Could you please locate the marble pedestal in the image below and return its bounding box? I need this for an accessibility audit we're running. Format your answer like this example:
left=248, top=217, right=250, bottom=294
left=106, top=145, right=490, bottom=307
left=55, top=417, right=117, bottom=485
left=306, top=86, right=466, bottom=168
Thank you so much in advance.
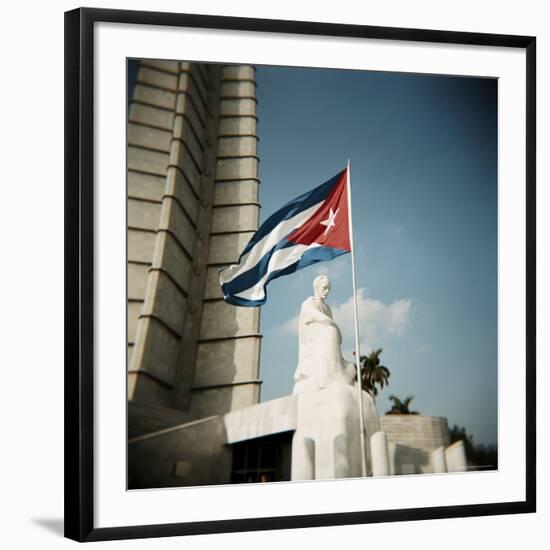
left=291, top=384, right=380, bottom=480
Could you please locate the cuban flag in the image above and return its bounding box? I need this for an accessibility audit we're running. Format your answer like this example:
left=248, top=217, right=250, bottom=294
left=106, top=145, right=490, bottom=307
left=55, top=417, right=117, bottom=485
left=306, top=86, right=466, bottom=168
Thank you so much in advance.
left=219, top=167, right=351, bottom=306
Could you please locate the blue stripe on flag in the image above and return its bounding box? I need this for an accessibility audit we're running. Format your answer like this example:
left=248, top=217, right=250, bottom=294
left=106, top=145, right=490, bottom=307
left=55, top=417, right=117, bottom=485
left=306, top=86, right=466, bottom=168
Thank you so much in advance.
left=221, top=238, right=295, bottom=298
left=222, top=244, right=348, bottom=307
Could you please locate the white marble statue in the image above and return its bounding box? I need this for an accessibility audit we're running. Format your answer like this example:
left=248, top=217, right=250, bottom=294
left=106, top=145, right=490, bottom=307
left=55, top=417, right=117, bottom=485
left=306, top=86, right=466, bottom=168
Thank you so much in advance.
left=292, top=275, right=356, bottom=395
left=289, top=275, right=382, bottom=480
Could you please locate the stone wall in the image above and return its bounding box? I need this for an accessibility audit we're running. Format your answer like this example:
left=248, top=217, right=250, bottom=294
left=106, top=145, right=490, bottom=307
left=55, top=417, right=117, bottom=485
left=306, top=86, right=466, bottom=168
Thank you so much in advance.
left=379, top=415, right=450, bottom=474
left=128, top=415, right=232, bottom=489
left=127, top=61, right=261, bottom=423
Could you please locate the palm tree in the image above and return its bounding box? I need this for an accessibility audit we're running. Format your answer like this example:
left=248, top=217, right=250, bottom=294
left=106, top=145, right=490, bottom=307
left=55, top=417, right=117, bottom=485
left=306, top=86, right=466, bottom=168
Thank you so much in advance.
left=385, top=395, right=419, bottom=415
left=358, top=348, right=390, bottom=398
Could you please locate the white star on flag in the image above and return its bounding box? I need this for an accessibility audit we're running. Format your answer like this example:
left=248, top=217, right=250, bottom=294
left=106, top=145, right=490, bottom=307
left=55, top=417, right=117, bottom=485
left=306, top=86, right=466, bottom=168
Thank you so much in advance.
left=320, top=207, right=339, bottom=235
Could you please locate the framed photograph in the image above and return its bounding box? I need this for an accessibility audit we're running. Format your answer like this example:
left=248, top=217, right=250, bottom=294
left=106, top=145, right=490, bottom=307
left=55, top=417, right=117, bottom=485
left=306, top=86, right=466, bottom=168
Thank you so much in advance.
left=65, top=7, right=536, bottom=542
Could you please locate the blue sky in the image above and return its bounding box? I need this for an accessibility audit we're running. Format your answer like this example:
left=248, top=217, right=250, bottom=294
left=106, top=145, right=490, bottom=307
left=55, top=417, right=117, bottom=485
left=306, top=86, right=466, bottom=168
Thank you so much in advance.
left=254, top=66, right=497, bottom=446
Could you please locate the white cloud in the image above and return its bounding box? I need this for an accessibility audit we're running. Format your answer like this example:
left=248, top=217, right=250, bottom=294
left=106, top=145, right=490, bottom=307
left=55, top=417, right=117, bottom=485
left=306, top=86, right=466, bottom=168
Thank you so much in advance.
left=276, top=288, right=412, bottom=358
left=279, top=313, right=299, bottom=335
left=333, top=289, right=412, bottom=355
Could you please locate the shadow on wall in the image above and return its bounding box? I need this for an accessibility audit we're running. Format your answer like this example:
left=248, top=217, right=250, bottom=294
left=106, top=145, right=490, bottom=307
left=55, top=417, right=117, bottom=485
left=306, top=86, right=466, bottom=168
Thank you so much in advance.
left=128, top=415, right=233, bottom=489
left=128, top=303, right=261, bottom=489
left=391, top=443, right=429, bottom=475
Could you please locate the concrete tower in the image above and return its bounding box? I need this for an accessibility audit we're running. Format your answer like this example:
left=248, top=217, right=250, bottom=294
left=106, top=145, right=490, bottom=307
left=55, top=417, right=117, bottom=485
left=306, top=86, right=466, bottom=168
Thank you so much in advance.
left=127, top=60, right=261, bottom=438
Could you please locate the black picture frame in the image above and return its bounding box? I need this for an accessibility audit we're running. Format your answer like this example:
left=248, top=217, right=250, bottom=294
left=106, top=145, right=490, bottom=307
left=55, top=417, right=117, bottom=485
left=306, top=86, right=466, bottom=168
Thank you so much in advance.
left=64, top=7, right=536, bottom=542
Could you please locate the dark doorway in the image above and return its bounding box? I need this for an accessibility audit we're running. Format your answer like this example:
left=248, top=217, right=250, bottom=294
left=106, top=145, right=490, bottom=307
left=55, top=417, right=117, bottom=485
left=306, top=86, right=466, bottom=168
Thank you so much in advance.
left=230, top=431, right=293, bottom=483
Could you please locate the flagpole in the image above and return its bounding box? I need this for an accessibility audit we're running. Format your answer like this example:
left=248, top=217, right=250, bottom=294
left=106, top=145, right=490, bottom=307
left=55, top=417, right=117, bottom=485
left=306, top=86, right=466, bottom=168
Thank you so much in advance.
left=346, top=159, right=368, bottom=477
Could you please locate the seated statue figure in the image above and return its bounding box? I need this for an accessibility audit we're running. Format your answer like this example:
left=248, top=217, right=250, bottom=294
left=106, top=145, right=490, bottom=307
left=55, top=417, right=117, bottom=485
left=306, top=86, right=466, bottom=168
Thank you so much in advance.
left=292, top=275, right=357, bottom=394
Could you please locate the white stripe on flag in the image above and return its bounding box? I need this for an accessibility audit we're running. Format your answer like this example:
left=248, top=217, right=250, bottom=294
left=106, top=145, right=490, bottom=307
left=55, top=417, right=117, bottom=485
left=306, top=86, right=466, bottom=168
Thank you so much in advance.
left=234, top=242, right=321, bottom=301
left=219, top=202, right=322, bottom=285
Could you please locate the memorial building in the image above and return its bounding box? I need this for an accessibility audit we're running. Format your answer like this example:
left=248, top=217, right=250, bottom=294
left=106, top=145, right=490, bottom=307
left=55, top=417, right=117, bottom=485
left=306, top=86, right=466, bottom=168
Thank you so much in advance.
left=127, top=59, right=466, bottom=489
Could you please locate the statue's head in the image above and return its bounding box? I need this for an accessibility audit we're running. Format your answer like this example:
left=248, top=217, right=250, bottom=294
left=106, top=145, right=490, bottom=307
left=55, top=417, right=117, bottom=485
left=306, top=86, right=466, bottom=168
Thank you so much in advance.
left=313, top=275, right=331, bottom=300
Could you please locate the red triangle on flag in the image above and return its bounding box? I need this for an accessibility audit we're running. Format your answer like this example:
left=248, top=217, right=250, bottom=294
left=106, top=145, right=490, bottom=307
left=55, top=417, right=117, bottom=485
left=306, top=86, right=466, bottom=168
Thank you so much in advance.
left=286, top=169, right=351, bottom=251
